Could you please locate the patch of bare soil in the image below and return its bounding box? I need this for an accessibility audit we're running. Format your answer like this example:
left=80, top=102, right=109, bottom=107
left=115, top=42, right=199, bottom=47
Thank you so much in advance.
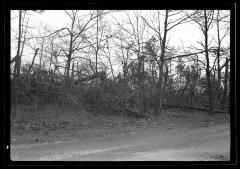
left=10, top=106, right=230, bottom=146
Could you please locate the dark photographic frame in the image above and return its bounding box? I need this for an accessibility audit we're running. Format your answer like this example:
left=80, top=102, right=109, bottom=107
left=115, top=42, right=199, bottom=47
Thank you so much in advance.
left=2, top=0, right=238, bottom=167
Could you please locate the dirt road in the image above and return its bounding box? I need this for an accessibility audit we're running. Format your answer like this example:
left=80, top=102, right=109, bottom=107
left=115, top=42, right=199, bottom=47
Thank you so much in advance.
left=10, top=123, right=230, bottom=161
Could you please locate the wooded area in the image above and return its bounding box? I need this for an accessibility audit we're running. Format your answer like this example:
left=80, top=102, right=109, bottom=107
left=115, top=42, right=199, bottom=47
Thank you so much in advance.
left=10, top=10, right=230, bottom=119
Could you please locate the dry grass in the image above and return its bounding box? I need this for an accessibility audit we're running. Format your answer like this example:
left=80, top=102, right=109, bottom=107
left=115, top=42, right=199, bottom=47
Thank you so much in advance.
left=10, top=105, right=230, bottom=146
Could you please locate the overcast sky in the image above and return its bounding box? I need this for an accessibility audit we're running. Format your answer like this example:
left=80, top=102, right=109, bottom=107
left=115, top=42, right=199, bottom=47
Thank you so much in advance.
left=10, top=10, right=230, bottom=76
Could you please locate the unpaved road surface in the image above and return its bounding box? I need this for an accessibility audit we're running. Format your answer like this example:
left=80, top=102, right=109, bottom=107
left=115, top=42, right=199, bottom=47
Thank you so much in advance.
left=10, top=123, right=230, bottom=161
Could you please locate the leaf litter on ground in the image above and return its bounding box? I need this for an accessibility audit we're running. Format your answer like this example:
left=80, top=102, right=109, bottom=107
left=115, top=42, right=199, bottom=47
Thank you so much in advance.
left=11, top=107, right=229, bottom=145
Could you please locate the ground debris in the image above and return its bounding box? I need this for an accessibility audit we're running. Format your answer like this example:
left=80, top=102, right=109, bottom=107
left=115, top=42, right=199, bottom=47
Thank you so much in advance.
left=11, top=107, right=230, bottom=146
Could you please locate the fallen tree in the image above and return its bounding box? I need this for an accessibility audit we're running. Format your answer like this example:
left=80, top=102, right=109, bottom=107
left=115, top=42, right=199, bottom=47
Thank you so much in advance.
left=162, top=104, right=228, bottom=114
left=74, top=71, right=106, bottom=85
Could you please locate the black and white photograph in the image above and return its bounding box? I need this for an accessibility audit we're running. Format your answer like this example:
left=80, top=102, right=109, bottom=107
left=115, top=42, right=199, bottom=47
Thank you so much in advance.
left=6, top=6, right=235, bottom=163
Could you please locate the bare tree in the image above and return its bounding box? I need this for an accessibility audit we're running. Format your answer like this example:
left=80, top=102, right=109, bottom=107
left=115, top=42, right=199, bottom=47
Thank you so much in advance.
left=10, top=10, right=230, bottom=119
left=215, top=10, right=230, bottom=102
left=188, top=10, right=216, bottom=114
left=142, top=10, right=194, bottom=116
left=11, top=10, right=30, bottom=117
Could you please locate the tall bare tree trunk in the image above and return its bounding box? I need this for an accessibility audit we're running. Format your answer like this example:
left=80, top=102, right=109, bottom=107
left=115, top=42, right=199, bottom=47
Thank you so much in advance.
left=161, top=66, right=168, bottom=107
left=96, top=10, right=99, bottom=73
left=63, top=12, right=76, bottom=111
left=71, top=61, right=75, bottom=80
left=15, top=10, right=22, bottom=78
left=66, top=33, right=73, bottom=80
left=221, top=58, right=229, bottom=109
left=154, top=10, right=168, bottom=117
left=11, top=10, right=22, bottom=118
left=216, top=10, right=222, bottom=100
left=204, top=10, right=214, bottom=115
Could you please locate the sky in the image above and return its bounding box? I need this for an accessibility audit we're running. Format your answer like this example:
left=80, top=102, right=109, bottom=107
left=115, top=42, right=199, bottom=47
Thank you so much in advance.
left=10, top=10, right=230, bottom=76
left=37, top=10, right=202, bottom=46
left=11, top=10, right=202, bottom=58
